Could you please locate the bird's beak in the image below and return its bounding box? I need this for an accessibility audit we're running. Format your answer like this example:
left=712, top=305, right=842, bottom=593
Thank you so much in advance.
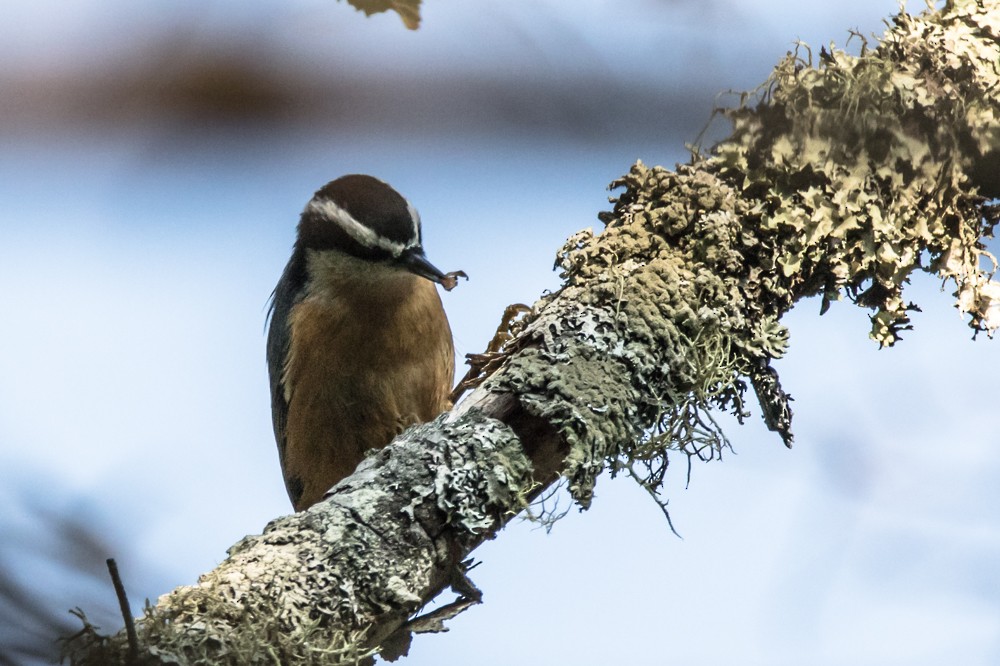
left=399, top=248, right=467, bottom=291
left=399, top=248, right=448, bottom=284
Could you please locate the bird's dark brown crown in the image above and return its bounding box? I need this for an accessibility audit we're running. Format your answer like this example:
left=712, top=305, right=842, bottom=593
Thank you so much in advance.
left=296, top=174, right=422, bottom=262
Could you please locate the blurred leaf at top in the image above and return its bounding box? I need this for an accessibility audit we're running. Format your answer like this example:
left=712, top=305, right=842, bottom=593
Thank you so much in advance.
left=345, top=0, right=422, bottom=30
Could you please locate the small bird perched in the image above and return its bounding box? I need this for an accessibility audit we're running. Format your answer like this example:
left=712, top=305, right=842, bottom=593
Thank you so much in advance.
left=267, top=175, right=464, bottom=511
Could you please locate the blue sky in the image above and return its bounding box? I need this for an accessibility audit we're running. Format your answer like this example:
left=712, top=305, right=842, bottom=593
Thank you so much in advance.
left=2, top=1, right=999, bottom=664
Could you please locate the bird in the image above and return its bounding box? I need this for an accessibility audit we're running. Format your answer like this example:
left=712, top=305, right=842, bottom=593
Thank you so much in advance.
left=267, top=174, right=464, bottom=511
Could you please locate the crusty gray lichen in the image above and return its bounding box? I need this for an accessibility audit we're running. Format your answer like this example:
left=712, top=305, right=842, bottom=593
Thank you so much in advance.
left=65, top=411, right=530, bottom=666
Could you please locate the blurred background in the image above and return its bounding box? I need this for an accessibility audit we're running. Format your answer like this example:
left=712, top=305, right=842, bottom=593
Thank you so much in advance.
left=2, top=1, right=999, bottom=664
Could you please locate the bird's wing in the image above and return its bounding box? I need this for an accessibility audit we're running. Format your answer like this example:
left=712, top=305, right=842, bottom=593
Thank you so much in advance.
left=266, top=257, right=303, bottom=478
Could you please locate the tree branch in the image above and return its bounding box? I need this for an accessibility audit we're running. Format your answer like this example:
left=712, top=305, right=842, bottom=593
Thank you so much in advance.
left=66, top=1, right=1000, bottom=663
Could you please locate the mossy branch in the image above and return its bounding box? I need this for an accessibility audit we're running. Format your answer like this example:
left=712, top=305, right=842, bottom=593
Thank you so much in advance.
left=66, top=2, right=1000, bottom=664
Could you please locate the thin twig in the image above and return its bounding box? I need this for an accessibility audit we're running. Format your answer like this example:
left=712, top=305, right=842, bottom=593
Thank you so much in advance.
left=106, top=558, right=138, bottom=662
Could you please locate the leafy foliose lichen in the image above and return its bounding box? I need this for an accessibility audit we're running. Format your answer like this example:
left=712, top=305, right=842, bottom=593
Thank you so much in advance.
left=492, top=0, right=1000, bottom=516
left=714, top=1, right=1000, bottom=345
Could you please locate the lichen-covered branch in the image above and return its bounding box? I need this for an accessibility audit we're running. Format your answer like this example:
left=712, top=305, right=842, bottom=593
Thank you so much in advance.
left=66, top=2, right=1000, bottom=664
left=515, top=0, right=1000, bottom=508
left=66, top=408, right=541, bottom=665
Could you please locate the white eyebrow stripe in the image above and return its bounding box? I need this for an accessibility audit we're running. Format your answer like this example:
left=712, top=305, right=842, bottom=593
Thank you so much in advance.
left=406, top=200, right=421, bottom=244
left=306, top=198, right=418, bottom=257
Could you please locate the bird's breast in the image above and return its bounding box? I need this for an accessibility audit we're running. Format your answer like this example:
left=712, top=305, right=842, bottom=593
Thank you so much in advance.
left=280, top=272, right=453, bottom=510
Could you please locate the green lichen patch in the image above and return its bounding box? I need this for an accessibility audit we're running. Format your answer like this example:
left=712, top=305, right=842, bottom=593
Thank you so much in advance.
left=497, top=164, right=788, bottom=512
